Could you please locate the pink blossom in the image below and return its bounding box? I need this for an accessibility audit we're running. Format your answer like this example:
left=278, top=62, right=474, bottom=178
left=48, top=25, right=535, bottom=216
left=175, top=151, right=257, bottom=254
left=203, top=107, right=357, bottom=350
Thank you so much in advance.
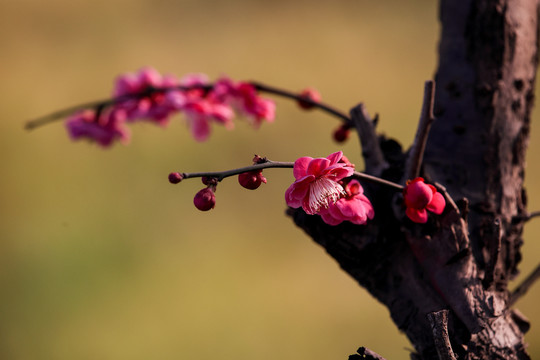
left=319, top=180, right=374, bottom=226
left=167, top=73, right=234, bottom=141
left=285, top=151, right=355, bottom=215
left=66, top=108, right=130, bottom=147
left=403, top=177, right=446, bottom=223
left=214, top=78, right=275, bottom=127
left=113, top=67, right=181, bottom=125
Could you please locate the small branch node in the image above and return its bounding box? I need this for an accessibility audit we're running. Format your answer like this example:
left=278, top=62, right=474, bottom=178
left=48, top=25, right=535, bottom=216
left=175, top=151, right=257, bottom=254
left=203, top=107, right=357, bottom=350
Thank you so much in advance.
left=427, top=310, right=457, bottom=360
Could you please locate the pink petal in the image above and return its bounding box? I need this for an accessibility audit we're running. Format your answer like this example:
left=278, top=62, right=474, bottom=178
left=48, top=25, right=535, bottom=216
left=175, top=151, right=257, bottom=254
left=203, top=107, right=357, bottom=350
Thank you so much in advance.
left=285, top=175, right=315, bottom=208
left=307, top=158, right=331, bottom=176
left=326, top=151, right=343, bottom=165
left=319, top=209, right=343, bottom=226
left=293, top=157, right=313, bottom=179
left=187, top=114, right=211, bottom=142
left=406, top=207, right=428, bottom=223
left=426, top=192, right=446, bottom=215
left=324, top=165, right=354, bottom=180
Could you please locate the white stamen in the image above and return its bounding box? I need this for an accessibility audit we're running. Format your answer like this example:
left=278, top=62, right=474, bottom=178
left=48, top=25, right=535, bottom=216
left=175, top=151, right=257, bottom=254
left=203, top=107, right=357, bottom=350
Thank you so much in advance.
left=306, top=177, right=346, bottom=214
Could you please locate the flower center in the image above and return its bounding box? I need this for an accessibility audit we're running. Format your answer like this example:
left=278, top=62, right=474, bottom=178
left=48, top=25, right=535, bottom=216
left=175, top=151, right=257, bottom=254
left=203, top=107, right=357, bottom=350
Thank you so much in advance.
left=306, top=177, right=346, bottom=215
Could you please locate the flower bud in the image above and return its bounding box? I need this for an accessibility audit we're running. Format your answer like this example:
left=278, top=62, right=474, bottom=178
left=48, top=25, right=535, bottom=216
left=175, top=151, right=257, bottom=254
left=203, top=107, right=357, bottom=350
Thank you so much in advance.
left=168, top=172, right=183, bottom=184
left=194, top=188, right=216, bottom=211
left=333, top=125, right=350, bottom=143
left=238, top=170, right=267, bottom=190
left=297, top=88, right=321, bottom=110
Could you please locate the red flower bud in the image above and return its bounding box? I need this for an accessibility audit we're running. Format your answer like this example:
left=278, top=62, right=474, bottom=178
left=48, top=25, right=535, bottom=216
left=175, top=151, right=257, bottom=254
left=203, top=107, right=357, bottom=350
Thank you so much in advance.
left=168, top=172, right=183, bottom=184
left=194, top=188, right=216, bottom=211
left=297, top=88, right=321, bottom=110
left=333, top=125, right=350, bottom=143
left=403, top=178, right=446, bottom=223
left=238, top=170, right=267, bottom=190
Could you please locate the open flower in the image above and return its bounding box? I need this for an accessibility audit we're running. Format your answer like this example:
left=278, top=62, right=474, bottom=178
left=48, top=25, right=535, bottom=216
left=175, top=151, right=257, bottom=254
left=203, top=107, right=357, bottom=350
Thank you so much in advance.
left=319, top=179, right=374, bottom=225
left=213, top=78, right=275, bottom=127
left=285, top=151, right=354, bottom=215
left=167, top=73, right=234, bottom=141
left=66, top=108, right=130, bottom=147
left=403, top=177, right=446, bottom=223
left=113, top=66, right=181, bottom=125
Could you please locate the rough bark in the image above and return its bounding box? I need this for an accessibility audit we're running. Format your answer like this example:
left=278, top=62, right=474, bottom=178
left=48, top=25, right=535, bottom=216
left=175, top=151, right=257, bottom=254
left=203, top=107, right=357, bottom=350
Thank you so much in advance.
left=287, top=0, right=539, bottom=358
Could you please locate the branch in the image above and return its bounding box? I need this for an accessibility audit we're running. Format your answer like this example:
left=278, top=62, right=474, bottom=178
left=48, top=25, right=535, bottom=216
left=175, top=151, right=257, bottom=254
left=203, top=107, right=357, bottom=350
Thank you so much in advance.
left=353, top=171, right=403, bottom=190
left=427, top=310, right=457, bottom=360
left=26, top=81, right=352, bottom=130
left=509, top=263, right=540, bottom=306
left=172, top=160, right=294, bottom=182
left=170, top=159, right=404, bottom=191
left=251, top=81, right=351, bottom=123
left=349, top=103, right=388, bottom=176
left=402, top=80, right=436, bottom=182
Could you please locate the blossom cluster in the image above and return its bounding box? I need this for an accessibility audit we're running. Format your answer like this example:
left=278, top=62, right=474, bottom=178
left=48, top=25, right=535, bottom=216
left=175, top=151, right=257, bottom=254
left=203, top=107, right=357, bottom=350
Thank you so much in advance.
left=285, top=151, right=375, bottom=226
left=66, top=67, right=276, bottom=146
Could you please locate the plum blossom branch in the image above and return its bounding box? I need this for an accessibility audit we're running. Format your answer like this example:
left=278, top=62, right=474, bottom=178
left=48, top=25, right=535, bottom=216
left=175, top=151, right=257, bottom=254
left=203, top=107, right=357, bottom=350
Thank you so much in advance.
left=26, top=76, right=351, bottom=131
left=172, top=159, right=403, bottom=191
left=174, top=160, right=294, bottom=182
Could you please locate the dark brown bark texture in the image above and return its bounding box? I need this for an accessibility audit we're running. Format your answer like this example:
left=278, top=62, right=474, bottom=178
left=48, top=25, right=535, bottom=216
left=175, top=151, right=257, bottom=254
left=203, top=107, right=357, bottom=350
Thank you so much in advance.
left=287, top=0, right=540, bottom=359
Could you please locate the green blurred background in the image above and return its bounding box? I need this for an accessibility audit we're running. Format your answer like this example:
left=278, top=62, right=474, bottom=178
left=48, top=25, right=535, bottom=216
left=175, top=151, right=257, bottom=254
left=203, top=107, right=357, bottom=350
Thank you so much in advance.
left=1, top=0, right=539, bottom=358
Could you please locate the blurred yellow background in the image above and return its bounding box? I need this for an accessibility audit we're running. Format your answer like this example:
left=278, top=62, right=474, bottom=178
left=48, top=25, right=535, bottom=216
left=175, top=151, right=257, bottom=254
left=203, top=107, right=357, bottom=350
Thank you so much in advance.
left=1, top=0, right=539, bottom=359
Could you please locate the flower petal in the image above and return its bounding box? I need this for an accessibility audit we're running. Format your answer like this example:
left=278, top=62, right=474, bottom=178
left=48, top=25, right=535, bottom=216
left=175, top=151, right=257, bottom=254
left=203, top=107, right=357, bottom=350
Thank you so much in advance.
left=326, top=151, right=343, bottom=165
left=293, top=157, right=313, bottom=179
left=307, top=158, right=331, bottom=176
left=406, top=207, right=428, bottom=223
left=285, top=175, right=315, bottom=208
left=426, top=192, right=446, bottom=215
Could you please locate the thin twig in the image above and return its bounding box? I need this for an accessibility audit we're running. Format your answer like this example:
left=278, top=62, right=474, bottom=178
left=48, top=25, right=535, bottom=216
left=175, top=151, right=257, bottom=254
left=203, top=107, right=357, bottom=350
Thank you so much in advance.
left=349, top=103, right=388, bottom=176
left=178, top=161, right=294, bottom=182
left=509, top=263, right=540, bottom=306
left=352, top=171, right=403, bottom=190
left=427, top=310, right=457, bottom=360
left=402, top=80, right=436, bottom=183
left=483, top=218, right=502, bottom=288
left=251, top=81, right=351, bottom=123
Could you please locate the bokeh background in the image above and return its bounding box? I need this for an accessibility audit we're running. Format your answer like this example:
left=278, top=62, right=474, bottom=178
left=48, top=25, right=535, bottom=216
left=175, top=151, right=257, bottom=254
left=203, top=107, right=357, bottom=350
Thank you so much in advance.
left=1, top=0, right=539, bottom=359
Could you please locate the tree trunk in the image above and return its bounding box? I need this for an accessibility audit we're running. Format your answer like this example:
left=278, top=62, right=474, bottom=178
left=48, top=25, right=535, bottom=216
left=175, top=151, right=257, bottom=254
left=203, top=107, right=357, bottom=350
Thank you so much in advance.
left=287, top=0, right=539, bottom=358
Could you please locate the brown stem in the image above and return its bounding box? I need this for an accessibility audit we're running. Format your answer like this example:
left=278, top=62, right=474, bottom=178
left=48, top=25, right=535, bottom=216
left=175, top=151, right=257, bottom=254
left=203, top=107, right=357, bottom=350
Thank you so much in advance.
left=403, top=80, right=436, bottom=183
